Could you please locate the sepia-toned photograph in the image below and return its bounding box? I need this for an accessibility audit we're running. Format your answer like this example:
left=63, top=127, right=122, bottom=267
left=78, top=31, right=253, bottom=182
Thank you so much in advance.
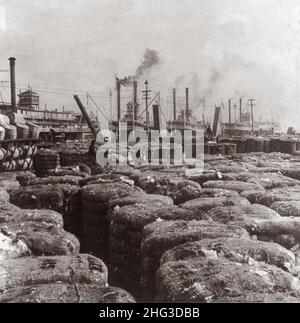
left=1, top=0, right=300, bottom=307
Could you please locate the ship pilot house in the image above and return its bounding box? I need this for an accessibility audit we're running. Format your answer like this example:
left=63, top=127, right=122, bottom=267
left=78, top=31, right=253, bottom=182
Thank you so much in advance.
left=18, top=88, right=40, bottom=110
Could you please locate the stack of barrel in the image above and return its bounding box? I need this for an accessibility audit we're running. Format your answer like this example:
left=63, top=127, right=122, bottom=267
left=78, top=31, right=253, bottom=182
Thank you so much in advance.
left=246, top=137, right=264, bottom=153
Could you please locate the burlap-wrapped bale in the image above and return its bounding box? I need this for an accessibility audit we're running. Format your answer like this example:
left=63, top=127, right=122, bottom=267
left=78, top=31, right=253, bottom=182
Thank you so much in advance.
left=155, top=257, right=300, bottom=303
left=247, top=173, right=300, bottom=190
left=194, top=188, right=240, bottom=198
left=0, top=232, right=31, bottom=260
left=0, top=254, right=107, bottom=292
left=240, top=190, right=267, bottom=204
left=23, top=175, right=82, bottom=187
left=9, top=184, right=64, bottom=211
left=186, top=172, right=220, bottom=186
left=172, top=187, right=240, bottom=205
left=221, top=172, right=255, bottom=182
left=170, top=186, right=203, bottom=205
left=0, top=187, right=9, bottom=203
left=208, top=204, right=281, bottom=229
left=0, top=179, right=20, bottom=193
left=136, top=173, right=200, bottom=197
left=203, top=180, right=265, bottom=193
left=81, top=182, right=143, bottom=260
left=108, top=193, right=173, bottom=209
left=79, top=174, right=126, bottom=187
left=214, top=293, right=300, bottom=303
left=271, top=201, right=300, bottom=217
left=108, top=204, right=208, bottom=296
left=249, top=217, right=300, bottom=237
left=48, top=166, right=90, bottom=178
left=140, top=220, right=249, bottom=300
left=0, top=221, right=80, bottom=256
left=210, top=164, right=248, bottom=174
left=258, top=186, right=300, bottom=207
left=9, top=184, right=81, bottom=235
left=16, top=172, right=37, bottom=186
left=34, top=149, right=60, bottom=178
left=103, top=165, right=142, bottom=180
left=281, top=168, right=300, bottom=181
left=247, top=217, right=300, bottom=250
left=182, top=195, right=250, bottom=212
left=160, top=237, right=295, bottom=273
left=0, top=285, right=135, bottom=303
left=59, top=151, right=100, bottom=174
left=0, top=204, right=63, bottom=227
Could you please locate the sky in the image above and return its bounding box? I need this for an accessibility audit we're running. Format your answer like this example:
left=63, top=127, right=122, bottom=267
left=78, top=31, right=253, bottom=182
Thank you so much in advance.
left=0, top=0, right=300, bottom=129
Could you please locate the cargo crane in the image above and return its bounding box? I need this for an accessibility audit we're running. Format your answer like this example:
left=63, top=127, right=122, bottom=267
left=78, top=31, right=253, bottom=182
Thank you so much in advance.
left=73, top=95, right=98, bottom=138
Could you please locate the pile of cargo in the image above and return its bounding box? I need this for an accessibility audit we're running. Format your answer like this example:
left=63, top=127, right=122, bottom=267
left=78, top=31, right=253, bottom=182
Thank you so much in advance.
left=0, top=113, right=40, bottom=140
left=0, top=171, right=136, bottom=303
left=0, top=113, right=40, bottom=172
left=6, top=149, right=300, bottom=302
left=217, top=136, right=300, bottom=155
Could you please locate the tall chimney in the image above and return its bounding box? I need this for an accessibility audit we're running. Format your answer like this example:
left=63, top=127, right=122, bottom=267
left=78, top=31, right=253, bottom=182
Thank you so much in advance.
left=133, top=81, right=138, bottom=122
left=152, top=104, right=160, bottom=130
left=228, top=99, right=232, bottom=123
left=185, top=88, right=189, bottom=121
left=239, top=98, right=242, bottom=122
left=173, top=89, right=177, bottom=121
left=117, top=80, right=121, bottom=121
left=9, top=57, right=17, bottom=112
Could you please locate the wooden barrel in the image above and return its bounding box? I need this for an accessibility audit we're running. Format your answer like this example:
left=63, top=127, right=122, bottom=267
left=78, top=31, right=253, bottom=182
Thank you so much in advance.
left=246, top=138, right=254, bottom=153
left=253, top=138, right=264, bottom=152
left=270, top=138, right=281, bottom=152
left=263, top=139, right=271, bottom=153
left=27, top=122, right=41, bottom=139
left=284, top=139, right=297, bottom=155
left=224, top=143, right=237, bottom=155
left=233, top=138, right=246, bottom=153
left=3, top=125, right=17, bottom=140
left=0, top=126, right=5, bottom=141
left=16, top=124, right=29, bottom=139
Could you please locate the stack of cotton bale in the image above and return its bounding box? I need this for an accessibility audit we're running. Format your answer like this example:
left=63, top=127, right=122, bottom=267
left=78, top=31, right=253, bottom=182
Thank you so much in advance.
left=0, top=254, right=134, bottom=303
left=140, top=220, right=249, bottom=301
left=81, top=180, right=144, bottom=261
left=155, top=236, right=300, bottom=303
left=9, top=181, right=82, bottom=238
left=108, top=189, right=214, bottom=297
left=0, top=184, right=135, bottom=303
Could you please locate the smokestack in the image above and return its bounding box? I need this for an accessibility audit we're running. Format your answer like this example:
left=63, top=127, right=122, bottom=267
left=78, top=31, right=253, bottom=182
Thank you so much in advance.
left=173, top=89, right=177, bottom=121
left=153, top=104, right=160, bottom=130
left=185, top=88, right=189, bottom=121
left=228, top=99, right=232, bottom=123
left=9, top=57, right=17, bottom=112
left=239, top=98, right=242, bottom=122
left=117, top=80, right=121, bottom=121
left=133, top=81, right=138, bottom=122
